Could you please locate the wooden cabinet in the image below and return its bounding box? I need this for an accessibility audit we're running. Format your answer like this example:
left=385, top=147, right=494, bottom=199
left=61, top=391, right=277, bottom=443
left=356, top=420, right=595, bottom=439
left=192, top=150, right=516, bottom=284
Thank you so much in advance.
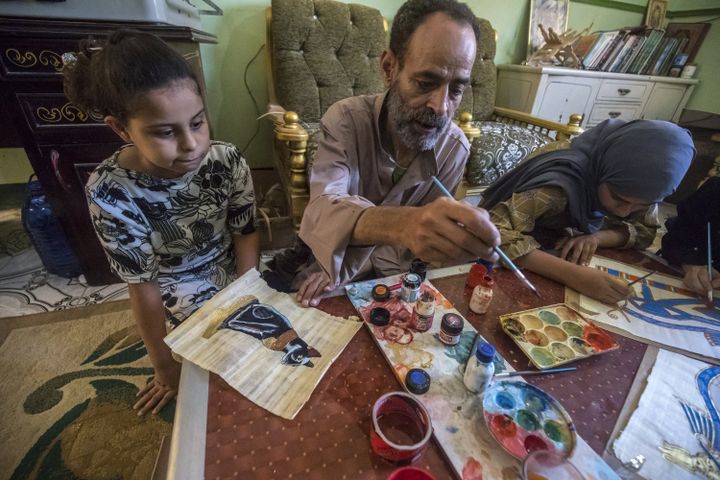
left=496, top=65, right=698, bottom=128
left=0, top=17, right=215, bottom=284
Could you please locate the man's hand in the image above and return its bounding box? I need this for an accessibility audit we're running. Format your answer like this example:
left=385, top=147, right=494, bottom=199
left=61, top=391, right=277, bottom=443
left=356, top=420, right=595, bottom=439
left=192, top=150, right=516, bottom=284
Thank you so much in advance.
left=404, top=197, right=500, bottom=264
left=574, top=267, right=632, bottom=304
left=556, top=234, right=599, bottom=266
left=296, top=270, right=334, bottom=307
left=682, top=264, right=720, bottom=296
left=134, top=359, right=181, bottom=416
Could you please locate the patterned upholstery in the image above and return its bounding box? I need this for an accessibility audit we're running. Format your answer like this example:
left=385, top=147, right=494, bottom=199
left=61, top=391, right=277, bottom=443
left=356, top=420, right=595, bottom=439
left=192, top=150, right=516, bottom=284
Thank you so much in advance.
left=467, top=122, right=550, bottom=187
left=271, top=0, right=386, bottom=123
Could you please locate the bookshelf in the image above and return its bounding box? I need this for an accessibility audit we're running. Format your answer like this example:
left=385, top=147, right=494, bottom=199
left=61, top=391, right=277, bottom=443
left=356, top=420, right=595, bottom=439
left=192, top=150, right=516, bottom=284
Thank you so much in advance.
left=496, top=65, right=698, bottom=129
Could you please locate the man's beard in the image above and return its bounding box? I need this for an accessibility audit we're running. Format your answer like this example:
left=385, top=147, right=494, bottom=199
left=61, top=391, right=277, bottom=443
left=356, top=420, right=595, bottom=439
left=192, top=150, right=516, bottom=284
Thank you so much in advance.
left=386, top=85, right=450, bottom=152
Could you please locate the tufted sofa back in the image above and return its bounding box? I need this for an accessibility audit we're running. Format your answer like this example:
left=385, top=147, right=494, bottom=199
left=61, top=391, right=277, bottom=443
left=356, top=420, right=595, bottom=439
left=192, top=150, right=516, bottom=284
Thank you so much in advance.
left=270, top=0, right=386, bottom=123
left=270, top=0, right=497, bottom=123
left=458, top=18, right=497, bottom=122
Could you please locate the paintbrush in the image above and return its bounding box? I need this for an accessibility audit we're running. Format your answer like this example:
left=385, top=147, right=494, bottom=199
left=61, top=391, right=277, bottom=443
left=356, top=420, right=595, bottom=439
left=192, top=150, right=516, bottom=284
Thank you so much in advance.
left=626, top=270, right=657, bottom=287
left=430, top=176, right=540, bottom=297
left=494, top=367, right=577, bottom=378
left=708, top=221, right=714, bottom=304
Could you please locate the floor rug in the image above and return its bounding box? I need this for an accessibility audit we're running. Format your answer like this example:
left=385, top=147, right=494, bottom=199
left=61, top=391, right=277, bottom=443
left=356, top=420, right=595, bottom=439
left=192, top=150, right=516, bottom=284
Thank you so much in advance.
left=0, top=301, right=173, bottom=479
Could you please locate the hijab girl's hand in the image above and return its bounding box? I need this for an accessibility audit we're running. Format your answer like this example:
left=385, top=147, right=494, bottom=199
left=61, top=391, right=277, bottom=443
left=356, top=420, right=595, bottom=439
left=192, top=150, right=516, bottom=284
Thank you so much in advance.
left=682, top=264, right=720, bottom=296
left=556, top=234, right=600, bottom=266
left=574, top=267, right=632, bottom=304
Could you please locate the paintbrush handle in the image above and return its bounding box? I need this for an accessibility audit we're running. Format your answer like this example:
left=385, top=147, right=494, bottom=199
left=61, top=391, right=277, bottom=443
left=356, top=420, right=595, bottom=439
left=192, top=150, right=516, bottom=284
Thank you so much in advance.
left=495, top=367, right=577, bottom=378
left=709, top=222, right=714, bottom=303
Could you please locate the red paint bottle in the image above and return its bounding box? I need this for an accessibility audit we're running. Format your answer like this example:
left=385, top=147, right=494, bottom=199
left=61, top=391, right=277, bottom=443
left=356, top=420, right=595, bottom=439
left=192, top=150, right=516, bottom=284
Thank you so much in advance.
left=469, top=275, right=494, bottom=314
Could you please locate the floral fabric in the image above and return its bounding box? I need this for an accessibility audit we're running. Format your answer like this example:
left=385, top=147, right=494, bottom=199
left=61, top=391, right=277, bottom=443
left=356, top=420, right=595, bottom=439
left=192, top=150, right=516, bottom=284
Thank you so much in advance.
left=467, top=122, right=550, bottom=187
left=86, top=141, right=256, bottom=325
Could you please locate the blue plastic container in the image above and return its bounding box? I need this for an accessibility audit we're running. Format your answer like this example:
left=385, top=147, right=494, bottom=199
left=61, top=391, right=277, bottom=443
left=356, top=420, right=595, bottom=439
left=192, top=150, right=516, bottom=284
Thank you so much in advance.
left=21, top=178, right=82, bottom=278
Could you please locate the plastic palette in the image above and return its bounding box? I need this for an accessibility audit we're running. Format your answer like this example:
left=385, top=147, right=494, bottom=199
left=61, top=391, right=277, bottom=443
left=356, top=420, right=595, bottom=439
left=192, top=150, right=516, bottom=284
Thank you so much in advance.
left=499, top=303, right=618, bottom=369
left=483, top=380, right=576, bottom=460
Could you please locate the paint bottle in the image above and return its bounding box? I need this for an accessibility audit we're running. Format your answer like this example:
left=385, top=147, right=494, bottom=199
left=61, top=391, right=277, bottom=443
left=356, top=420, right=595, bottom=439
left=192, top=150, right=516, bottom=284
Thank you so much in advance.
left=409, top=258, right=428, bottom=281
left=466, top=259, right=494, bottom=290
left=463, top=340, right=495, bottom=394
left=439, top=313, right=464, bottom=345
left=469, top=275, right=494, bottom=314
left=400, top=272, right=422, bottom=303
left=412, top=291, right=435, bottom=332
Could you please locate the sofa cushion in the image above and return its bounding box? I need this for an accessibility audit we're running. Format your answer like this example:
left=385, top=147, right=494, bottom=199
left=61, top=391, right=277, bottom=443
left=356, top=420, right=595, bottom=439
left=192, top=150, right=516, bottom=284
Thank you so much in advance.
left=467, top=122, right=550, bottom=187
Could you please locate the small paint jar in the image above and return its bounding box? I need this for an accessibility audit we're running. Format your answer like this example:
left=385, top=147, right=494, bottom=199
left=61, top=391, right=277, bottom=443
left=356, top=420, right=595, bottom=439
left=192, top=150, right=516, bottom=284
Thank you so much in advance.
left=463, top=340, right=495, bottom=393
left=439, top=313, right=464, bottom=345
left=412, top=291, right=435, bottom=332
left=372, top=283, right=391, bottom=302
left=466, top=259, right=493, bottom=290
left=400, top=272, right=422, bottom=303
left=469, top=276, right=494, bottom=314
left=405, top=368, right=431, bottom=395
left=409, top=258, right=428, bottom=281
left=370, top=307, right=390, bottom=326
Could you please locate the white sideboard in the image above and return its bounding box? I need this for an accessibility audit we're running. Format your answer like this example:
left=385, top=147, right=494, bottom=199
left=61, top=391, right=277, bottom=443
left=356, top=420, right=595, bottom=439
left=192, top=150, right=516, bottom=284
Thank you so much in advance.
left=496, top=65, right=698, bottom=128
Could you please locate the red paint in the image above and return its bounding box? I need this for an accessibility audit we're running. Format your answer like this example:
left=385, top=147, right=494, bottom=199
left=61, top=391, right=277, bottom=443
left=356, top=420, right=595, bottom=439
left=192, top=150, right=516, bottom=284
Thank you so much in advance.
left=524, top=434, right=549, bottom=454
left=388, top=467, right=436, bottom=480
left=583, top=328, right=616, bottom=351
left=490, top=414, right=517, bottom=437
left=461, top=457, right=484, bottom=480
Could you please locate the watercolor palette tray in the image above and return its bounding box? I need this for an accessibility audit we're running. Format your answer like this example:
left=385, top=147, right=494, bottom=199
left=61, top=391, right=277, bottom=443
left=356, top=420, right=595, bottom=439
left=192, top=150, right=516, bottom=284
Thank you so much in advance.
left=345, top=276, right=618, bottom=480
left=500, top=303, right=619, bottom=369
left=483, top=380, right=576, bottom=460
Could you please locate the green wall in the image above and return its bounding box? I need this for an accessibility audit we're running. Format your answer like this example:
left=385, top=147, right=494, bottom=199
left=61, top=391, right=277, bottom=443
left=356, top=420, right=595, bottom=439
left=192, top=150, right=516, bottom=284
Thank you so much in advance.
left=0, top=1, right=716, bottom=182
left=198, top=0, right=718, bottom=169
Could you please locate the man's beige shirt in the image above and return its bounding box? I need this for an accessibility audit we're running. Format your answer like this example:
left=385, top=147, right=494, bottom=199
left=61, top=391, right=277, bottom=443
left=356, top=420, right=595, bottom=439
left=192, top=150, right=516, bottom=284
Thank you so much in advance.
left=299, top=93, right=470, bottom=286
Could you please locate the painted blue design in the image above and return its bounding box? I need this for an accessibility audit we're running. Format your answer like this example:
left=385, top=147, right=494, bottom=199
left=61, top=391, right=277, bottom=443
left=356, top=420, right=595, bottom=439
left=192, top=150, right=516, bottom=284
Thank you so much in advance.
left=678, top=366, right=720, bottom=455
left=605, top=275, right=720, bottom=342
left=446, top=426, right=459, bottom=433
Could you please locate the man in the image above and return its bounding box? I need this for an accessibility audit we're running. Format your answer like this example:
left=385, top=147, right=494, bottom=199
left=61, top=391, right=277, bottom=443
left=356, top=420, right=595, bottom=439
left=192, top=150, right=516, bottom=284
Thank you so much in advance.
left=295, top=0, right=500, bottom=306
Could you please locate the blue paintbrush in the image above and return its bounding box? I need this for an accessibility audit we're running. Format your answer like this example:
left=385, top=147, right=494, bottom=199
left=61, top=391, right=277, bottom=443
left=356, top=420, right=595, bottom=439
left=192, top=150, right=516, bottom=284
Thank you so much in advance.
left=709, top=221, right=714, bottom=304
left=430, top=176, right=540, bottom=297
left=495, top=367, right=577, bottom=378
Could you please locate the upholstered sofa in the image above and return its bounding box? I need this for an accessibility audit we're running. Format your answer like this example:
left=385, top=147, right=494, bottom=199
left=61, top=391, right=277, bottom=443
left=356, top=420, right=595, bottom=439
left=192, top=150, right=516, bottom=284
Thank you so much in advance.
left=267, top=0, right=582, bottom=228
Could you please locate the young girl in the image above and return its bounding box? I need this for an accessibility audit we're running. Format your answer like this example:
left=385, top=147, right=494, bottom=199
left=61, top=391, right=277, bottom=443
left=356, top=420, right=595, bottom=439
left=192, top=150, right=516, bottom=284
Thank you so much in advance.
left=481, top=119, right=694, bottom=304
left=63, top=30, right=259, bottom=415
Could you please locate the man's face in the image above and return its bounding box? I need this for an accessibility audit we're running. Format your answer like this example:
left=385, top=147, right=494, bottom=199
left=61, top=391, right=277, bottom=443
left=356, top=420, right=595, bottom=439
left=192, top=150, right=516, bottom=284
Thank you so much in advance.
left=384, top=12, right=476, bottom=151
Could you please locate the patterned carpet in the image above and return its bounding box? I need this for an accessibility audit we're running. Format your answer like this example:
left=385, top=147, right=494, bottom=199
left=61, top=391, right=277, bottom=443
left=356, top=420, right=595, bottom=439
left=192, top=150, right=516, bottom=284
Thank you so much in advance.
left=0, top=300, right=172, bottom=480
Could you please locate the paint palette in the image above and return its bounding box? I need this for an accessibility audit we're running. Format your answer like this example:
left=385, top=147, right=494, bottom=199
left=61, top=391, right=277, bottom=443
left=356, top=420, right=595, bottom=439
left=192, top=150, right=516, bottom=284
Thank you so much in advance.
left=499, top=303, right=619, bottom=369
left=483, top=380, right=576, bottom=460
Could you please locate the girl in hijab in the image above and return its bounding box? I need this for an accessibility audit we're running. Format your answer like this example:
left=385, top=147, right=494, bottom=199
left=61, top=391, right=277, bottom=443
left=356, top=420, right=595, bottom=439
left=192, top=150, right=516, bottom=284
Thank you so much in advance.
left=481, top=119, right=694, bottom=304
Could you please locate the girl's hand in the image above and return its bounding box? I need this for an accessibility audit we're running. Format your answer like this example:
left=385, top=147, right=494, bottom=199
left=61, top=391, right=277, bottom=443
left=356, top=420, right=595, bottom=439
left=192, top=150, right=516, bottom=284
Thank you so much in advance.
left=556, top=234, right=599, bottom=266
left=682, top=264, right=720, bottom=296
left=574, top=267, right=631, bottom=304
left=134, top=360, right=181, bottom=416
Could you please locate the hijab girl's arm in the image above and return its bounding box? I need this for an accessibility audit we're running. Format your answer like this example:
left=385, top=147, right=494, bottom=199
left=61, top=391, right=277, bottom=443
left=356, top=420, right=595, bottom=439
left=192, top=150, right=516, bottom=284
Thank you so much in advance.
left=127, top=281, right=180, bottom=416
left=233, top=231, right=259, bottom=276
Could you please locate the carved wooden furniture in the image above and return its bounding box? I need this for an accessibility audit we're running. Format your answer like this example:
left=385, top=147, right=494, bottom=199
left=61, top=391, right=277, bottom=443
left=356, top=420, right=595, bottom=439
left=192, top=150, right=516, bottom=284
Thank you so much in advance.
left=0, top=16, right=214, bottom=284
left=267, top=0, right=583, bottom=229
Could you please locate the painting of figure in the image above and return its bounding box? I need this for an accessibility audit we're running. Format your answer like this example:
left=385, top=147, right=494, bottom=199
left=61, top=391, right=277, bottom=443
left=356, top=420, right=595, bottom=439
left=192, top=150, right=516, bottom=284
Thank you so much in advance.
left=528, top=0, right=570, bottom=55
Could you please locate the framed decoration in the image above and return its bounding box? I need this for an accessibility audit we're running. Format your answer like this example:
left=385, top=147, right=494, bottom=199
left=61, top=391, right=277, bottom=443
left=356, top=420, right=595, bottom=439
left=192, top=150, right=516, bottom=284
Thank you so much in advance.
left=527, top=0, right=570, bottom=56
left=665, top=22, right=712, bottom=62
left=644, top=0, right=668, bottom=29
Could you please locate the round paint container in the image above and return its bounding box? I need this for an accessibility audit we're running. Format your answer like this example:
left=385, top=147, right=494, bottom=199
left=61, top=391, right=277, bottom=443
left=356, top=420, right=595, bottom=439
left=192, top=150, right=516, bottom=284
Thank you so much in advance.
left=409, top=259, right=428, bottom=281
left=371, top=307, right=391, bottom=326
left=412, top=291, right=435, bottom=332
left=372, top=283, right=391, bottom=302
left=482, top=380, right=576, bottom=461
left=401, top=273, right=422, bottom=303
left=405, top=368, right=431, bottom=395
left=439, top=313, right=464, bottom=345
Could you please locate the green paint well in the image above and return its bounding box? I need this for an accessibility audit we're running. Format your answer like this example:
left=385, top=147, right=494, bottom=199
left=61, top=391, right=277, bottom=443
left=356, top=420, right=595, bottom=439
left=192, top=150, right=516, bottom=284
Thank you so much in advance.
left=544, top=420, right=569, bottom=443
left=562, top=322, right=584, bottom=337
left=549, top=342, right=576, bottom=361
left=524, top=391, right=546, bottom=413
left=530, top=347, right=556, bottom=367
left=516, top=409, right=541, bottom=431
left=538, top=310, right=561, bottom=325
